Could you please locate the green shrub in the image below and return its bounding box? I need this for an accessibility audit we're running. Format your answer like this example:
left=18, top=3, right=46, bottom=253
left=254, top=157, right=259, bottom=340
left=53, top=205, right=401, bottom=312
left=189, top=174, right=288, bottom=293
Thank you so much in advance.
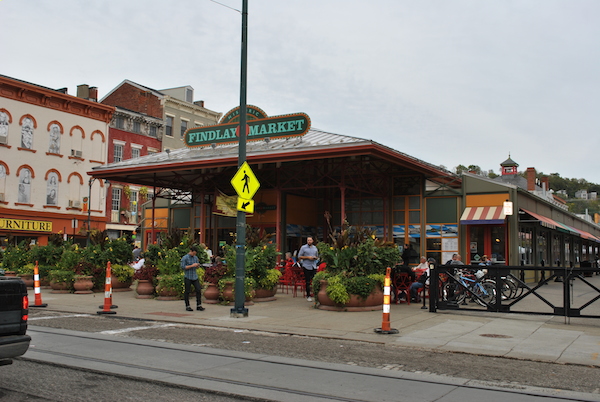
left=156, top=273, right=185, bottom=297
left=325, top=275, right=350, bottom=305
left=111, top=264, right=135, bottom=283
left=48, top=269, right=74, bottom=285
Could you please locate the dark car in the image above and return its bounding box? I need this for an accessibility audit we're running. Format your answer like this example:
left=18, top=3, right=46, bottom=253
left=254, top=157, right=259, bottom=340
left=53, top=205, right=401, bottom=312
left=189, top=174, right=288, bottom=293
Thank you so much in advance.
left=0, top=276, right=31, bottom=365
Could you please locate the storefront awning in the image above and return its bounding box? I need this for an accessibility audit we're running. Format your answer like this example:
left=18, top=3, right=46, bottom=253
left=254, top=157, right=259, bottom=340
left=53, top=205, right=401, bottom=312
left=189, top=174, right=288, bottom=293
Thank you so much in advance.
left=554, top=221, right=581, bottom=236
left=520, top=208, right=557, bottom=229
left=571, top=227, right=600, bottom=242
left=460, top=206, right=506, bottom=225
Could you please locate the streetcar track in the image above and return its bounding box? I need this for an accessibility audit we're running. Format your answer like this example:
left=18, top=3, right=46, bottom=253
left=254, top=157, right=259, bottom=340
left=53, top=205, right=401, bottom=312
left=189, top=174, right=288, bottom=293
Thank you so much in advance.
left=27, top=327, right=595, bottom=402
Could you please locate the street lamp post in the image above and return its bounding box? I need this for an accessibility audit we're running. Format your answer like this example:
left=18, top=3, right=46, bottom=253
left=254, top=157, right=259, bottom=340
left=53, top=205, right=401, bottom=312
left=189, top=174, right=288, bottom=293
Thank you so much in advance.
left=87, top=178, right=109, bottom=246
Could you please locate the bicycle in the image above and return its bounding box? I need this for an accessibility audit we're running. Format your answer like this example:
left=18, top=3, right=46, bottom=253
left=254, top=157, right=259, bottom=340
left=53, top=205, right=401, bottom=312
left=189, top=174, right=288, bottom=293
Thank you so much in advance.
left=442, top=268, right=496, bottom=306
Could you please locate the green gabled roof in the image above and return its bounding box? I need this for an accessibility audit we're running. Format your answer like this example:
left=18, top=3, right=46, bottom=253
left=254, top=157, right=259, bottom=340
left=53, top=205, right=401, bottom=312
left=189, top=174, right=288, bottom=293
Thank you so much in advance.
left=500, top=155, right=518, bottom=167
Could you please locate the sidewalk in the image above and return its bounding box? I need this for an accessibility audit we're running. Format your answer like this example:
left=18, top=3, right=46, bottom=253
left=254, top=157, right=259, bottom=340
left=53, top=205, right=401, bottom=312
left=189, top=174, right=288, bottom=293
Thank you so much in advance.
left=28, top=279, right=600, bottom=368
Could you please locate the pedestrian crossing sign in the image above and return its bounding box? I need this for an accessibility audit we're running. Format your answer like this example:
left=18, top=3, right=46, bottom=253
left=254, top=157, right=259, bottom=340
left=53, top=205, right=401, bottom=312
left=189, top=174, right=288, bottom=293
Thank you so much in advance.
left=231, top=161, right=260, bottom=199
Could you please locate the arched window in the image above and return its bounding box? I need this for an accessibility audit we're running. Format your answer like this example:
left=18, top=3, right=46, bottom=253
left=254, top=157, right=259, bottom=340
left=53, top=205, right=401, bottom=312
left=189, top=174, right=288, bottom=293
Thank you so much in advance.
left=18, top=168, right=32, bottom=203
left=0, top=111, right=9, bottom=144
left=21, top=117, right=34, bottom=149
left=48, top=123, right=61, bottom=154
left=46, top=172, right=59, bottom=205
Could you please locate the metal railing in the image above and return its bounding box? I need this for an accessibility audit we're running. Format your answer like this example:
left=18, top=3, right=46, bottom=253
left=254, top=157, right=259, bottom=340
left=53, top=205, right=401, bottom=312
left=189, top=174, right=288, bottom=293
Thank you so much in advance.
left=429, top=264, right=600, bottom=321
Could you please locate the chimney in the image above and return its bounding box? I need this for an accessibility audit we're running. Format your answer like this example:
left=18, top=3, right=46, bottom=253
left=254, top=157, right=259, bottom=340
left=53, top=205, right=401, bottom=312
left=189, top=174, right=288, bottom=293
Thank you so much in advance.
left=541, top=176, right=549, bottom=192
left=89, top=87, right=98, bottom=102
left=77, top=84, right=90, bottom=100
left=526, top=167, right=536, bottom=191
left=194, top=100, right=205, bottom=108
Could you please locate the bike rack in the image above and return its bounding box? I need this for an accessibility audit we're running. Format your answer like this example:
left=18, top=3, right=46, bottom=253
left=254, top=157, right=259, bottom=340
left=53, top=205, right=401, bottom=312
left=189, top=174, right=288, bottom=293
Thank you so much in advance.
left=429, top=264, right=600, bottom=321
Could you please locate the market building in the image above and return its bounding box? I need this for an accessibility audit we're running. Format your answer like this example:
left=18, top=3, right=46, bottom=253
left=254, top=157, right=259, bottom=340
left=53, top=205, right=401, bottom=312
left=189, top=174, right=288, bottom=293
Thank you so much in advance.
left=460, top=156, right=600, bottom=280
left=88, top=106, right=600, bottom=270
left=0, top=75, right=114, bottom=246
left=88, top=106, right=462, bottom=262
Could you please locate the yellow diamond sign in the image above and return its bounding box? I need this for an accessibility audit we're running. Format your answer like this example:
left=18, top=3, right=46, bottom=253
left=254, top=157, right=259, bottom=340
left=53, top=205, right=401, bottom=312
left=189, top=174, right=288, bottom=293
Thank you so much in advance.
left=231, top=161, right=260, bottom=199
left=237, top=197, right=254, bottom=213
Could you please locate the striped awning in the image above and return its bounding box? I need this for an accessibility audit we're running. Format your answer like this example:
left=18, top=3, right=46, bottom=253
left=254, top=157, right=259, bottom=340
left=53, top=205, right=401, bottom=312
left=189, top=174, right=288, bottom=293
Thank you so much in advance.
left=554, top=221, right=581, bottom=236
left=570, top=227, right=600, bottom=242
left=460, top=206, right=506, bottom=225
left=520, top=209, right=557, bottom=230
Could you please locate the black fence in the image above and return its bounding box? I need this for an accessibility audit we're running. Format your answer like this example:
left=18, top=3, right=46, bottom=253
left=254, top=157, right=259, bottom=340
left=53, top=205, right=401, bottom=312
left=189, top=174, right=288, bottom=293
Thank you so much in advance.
left=428, top=264, right=600, bottom=320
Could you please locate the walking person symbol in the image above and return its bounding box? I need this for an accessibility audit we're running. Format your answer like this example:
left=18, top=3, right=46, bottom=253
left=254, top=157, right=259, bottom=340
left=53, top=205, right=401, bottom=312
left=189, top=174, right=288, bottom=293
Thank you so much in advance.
left=242, top=170, right=250, bottom=194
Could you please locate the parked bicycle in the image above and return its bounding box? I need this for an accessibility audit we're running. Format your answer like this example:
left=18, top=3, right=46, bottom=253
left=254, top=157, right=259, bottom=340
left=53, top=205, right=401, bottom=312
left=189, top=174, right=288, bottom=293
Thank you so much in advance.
left=442, top=268, right=496, bottom=306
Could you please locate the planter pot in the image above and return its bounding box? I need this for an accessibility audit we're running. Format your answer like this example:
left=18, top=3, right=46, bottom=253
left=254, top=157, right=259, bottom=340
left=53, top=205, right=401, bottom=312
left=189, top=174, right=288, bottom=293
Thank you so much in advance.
left=50, top=280, right=70, bottom=294
left=317, top=280, right=383, bottom=312
left=219, top=281, right=254, bottom=305
left=135, top=279, right=155, bottom=299
left=19, top=274, right=34, bottom=288
left=4, top=271, right=17, bottom=277
left=220, top=281, right=234, bottom=302
left=155, top=287, right=180, bottom=301
left=254, top=287, right=277, bottom=302
left=203, top=283, right=219, bottom=304
left=73, top=276, right=94, bottom=294
left=40, top=278, right=51, bottom=289
left=111, top=275, right=132, bottom=292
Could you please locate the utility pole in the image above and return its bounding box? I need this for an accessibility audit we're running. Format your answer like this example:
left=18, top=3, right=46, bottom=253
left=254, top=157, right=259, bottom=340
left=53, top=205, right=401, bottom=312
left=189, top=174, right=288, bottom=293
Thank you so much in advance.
left=231, top=0, right=249, bottom=318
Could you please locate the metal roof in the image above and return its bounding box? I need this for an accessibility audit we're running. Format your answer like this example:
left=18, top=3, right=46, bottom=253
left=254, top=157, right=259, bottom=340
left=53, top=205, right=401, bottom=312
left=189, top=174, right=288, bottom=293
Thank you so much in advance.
left=89, top=128, right=459, bottom=191
left=90, top=129, right=453, bottom=176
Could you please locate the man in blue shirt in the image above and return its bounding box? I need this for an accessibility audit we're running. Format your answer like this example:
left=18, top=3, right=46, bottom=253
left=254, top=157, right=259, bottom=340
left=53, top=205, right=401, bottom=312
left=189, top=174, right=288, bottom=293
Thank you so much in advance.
left=298, top=236, right=319, bottom=302
left=180, top=246, right=205, bottom=312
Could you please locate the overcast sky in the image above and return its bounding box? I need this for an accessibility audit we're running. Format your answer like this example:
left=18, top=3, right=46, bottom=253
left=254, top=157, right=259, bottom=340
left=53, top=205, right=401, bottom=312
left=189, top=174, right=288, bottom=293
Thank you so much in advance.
left=3, top=1, right=599, bottom=182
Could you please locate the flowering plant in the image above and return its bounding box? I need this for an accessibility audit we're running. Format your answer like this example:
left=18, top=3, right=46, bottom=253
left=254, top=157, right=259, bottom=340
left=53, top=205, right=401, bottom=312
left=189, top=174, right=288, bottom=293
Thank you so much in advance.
left=314, top=218, right=399, bottom=305
left=133, top=264, right=158, bottom=282
left=203, top=263, right=228, bottom=285
left=317, top=221, right=399, bottom=277
left=222, top=225, right=280, bottom=289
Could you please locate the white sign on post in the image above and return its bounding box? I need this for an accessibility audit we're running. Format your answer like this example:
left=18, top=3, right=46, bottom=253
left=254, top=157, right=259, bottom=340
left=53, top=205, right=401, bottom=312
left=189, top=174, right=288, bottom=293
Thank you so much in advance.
left=503, top=201, right=513, bottom=216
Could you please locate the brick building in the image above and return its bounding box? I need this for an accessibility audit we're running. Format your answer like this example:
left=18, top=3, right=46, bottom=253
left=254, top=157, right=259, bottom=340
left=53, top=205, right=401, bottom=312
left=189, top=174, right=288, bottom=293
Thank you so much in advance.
left=0, top=75, right=113, bottom=245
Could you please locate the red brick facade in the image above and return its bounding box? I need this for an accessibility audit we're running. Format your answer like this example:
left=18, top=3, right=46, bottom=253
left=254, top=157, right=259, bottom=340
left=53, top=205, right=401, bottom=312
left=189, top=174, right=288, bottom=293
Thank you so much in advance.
left=102, top=83, right=163, bottom=119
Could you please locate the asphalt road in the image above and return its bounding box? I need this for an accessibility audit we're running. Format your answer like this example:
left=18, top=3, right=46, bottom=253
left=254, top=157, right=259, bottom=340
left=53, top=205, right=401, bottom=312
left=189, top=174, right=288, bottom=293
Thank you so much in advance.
left=26, top=309, right=600, bottom=396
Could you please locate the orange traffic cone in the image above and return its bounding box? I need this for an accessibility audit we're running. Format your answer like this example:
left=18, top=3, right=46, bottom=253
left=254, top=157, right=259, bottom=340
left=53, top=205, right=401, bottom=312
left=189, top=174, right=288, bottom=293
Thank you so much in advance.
left=97, top=261, right=117, bottom=315
left=374, top=267, right=398, bottom=334
left=30, top=261, right=47, bottom=308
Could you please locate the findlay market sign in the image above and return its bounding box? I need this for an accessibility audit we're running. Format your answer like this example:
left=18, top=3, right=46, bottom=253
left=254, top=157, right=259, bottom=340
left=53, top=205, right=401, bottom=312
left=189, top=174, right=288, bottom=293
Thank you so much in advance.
left=184, top=106, right=311, bottom=148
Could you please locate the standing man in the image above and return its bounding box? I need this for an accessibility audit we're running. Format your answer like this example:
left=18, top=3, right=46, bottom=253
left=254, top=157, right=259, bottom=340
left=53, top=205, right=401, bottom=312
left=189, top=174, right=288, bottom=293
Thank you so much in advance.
left=298, top=236, right=319, bottom=301
left=132, top=245, right=142, bottom=261
left=180, top=246, right=205, bottom=312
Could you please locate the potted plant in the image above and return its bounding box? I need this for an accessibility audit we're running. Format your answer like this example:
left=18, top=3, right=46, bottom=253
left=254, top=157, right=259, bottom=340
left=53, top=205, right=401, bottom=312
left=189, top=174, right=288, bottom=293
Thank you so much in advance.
left=203, top=263, right=228, bottom=304
left=73, top=274, right=94, bottom=294
left=254, top=268, right=282, bottom=301
left=218, top=276, right=256, bottom=304
left=156, top=273, right=184, bottom=300
left=48, top=269, right=74, bottom=293
left=2, top=241, right=31, bottom=276
left=222, top=225, right=281, bottom=302
left=155, top=245, right=206, bottom=300
left=133, top=264, right=158, bottom=299
left=314, top=220, right=400, bottom=311
left=111, top=264, right=134, bottom=291
left=16, top=263, right=35, bottom=288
